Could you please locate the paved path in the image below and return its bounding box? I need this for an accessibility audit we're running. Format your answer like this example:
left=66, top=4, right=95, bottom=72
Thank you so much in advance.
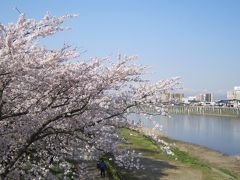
left=76, top=161, right=109, bottom=180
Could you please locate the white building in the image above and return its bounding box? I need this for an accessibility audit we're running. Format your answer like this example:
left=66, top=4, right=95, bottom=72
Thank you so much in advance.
left=196, top=93, right=213, bottom=102
left=160, top=93, right=184, bottom=103
left=234, top=86, right=240, bottom=91
left=188, top=96, right=197, bottom=101
left=227, top=86, right=240, bottom=100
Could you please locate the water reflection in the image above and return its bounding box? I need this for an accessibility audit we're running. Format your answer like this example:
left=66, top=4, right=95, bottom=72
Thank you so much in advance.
left=130, top=114, right=240, bottom=155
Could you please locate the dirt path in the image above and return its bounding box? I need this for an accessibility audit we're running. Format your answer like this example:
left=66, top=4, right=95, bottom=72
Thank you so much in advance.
left=120, top=128, right=240, bottom=180
left=75, top=161, right=109, bottom=180
left=174, top=140, right=240, bottom=173
left=123, top=156, right=231, bottom=180
left=123, top=157, right=204, bottom=180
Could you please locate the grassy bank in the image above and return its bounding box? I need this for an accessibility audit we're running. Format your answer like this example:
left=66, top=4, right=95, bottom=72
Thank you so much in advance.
left=49, top=128, right=240, bottom=179
left=116, top=128, right=240, bottom=180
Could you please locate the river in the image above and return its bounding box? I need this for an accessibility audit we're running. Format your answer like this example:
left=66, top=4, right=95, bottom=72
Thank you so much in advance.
left=131, top=114, right=240, bottom=156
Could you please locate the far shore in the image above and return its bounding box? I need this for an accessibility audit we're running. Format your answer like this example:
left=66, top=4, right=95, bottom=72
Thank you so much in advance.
left=168, top=105, right=240, bottom=118
left=170, top=111, right=240, bottom=118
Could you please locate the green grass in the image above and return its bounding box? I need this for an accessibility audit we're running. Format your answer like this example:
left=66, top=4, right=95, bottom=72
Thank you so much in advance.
left=119, top=128, right=232, bottom=179
left=120, top=128, right=210, bottom=168
left=107, top=128, right=240, bottom=180
left=46, top=128, right=239, bottom=179
left=219, top=168, right=239, bottom=179
left=101, top=154, right=120, bottom=180
left=120, top=128, right=175, bottom=163
left=171, top=147, right=209, bottom=168
left=46, top=128, right=239, bottom=180
left=49, top=163, right=65, bottom=179
left=49, top=160, right=78, bottom=180
left=120, top=128, right=159, bottom=151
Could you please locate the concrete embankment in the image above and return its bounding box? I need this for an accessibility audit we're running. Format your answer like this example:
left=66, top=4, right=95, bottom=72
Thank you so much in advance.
left=168, top=106, right=240, bottom=117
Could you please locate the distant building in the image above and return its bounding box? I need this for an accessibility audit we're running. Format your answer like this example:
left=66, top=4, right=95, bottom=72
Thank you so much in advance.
left=196, top=93, right=213, bottom=102
left=234, top=86, right=240, bottom=91
left=188, top=96, right=197, bottom=101
left=217, top=99, right=240, bottom=108
left=161, top=93, right=184, bottom=104
left=205, top=93, right=213, bottom=102
left=227, top=86, right=240, bottom=100
left=196, top=94, right=205, bottom=102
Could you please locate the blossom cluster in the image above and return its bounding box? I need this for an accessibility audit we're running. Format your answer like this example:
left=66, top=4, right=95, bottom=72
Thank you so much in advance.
left=0, top=14, right=179, bottom=179
left=137, top=128, right=175, bottom=156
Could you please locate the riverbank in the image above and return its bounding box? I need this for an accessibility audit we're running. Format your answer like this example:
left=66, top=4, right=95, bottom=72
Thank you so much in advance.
left=168, top=106, right=240, bottom=118
left=116, top=128, right=240, bottom=180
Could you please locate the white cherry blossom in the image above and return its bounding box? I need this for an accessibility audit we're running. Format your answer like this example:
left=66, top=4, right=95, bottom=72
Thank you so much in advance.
left=0, top=14, right=179, bottom=179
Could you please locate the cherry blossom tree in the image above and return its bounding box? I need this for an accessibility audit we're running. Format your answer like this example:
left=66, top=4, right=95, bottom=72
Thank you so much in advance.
left=0, top=13, right=179, bottom=179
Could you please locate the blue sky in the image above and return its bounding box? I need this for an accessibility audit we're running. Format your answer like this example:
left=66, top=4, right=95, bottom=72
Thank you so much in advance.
left=1, top=0, right=240, bottom=98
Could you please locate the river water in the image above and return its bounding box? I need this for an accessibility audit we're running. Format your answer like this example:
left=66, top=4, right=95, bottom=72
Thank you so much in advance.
left=131, top=114, right=240, bottom=156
